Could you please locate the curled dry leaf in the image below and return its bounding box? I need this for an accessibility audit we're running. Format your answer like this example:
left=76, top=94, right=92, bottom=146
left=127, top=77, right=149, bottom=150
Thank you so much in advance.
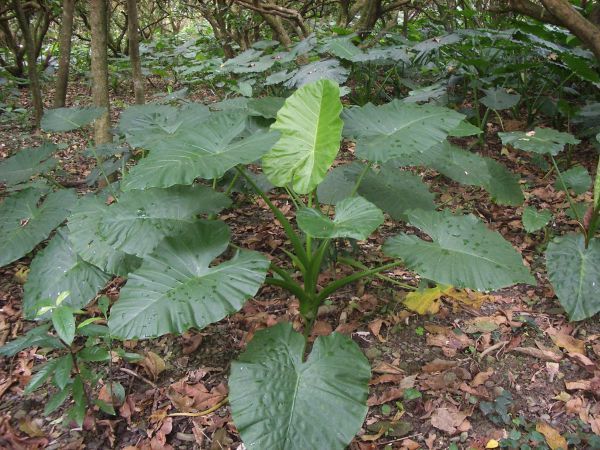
left=181, top=331, right=203, bottom=355
left=138, top=351, right=166, bottom=380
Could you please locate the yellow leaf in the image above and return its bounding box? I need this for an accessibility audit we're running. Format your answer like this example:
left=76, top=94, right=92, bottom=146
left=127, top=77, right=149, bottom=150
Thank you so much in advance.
left=486, top=439, right=499, bottom=449
left=445, top=287, right=489, bottom=309
left=536, top=422, right=568, bottom=450
left=403, top=286, right=447, bottom=314
left=13, top=265, right=29, bottom=284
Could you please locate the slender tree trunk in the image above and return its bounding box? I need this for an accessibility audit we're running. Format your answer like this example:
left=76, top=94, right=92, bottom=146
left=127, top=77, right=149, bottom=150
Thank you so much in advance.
left=90, top=0, right=112, bottom=144
left=12, top=0, right=43, bottom=128
left=54, top=0, right=75, bottom=107
left=126, top=0, right=144, bottom=104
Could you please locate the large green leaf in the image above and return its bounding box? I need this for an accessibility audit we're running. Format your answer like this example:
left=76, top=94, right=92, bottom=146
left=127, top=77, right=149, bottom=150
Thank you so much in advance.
left=350, top=46, right=409, bottom=64
left=554, top=165, right=591, bottom=195
left=108, top=220, right=269, bottom=339
left=229, top=322, right=370, bottom=450
left=0, top=142, right=58, bottom=187
left=119, top=103, right=211, bottom=149
left=383, top=210, right=535, bottom=291
left=296, top=196, right=383, bottom=240
left=322, top=37, right=362, bottom=61
left=342, top=101, right=465, bottom=162
left=393, top=142, right=524, bottom=206
left=67, top=196, right=141, bottom=276
left=96, top=185, right=231, bottom=257
left=0, top=189, right=77, bottom=267
left=23, top=230, right=110, bottom=319
left=262, top=79, right=343, bottom=194
left=285, top=60, right=349, bottom=88
left=41, top=107, right=106, bottom=131
left=546, top=234, right=600, bottom=321
left=122, top=111, right=279, bottom=190
left=317, top=163, right=436, bottom=219
left=316, top=162, right=362, bottom=205
left=479, top=88, right=521, bottom=110
left=358, top=166, right=436, bottom=220
left=499, top=127, right=580, bottom=155
left=522, top=206, right=552, bottom=233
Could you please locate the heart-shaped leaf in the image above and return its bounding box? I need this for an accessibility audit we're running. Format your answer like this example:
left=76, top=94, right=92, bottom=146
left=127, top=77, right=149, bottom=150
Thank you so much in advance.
left=23, top=230, right=110, bottom=319
left=41, top=107, right=106, bottom=131
left=95, top=185, right=231, bottom=257
left=499, top=127, right=580, bottom=155
left=296, top=196, right=383, bottom=240
left=67, top=196, right=142, bottom=276
left=0, top=188, right=77, bottom=267
left=383, top=209, right=535, bottom=291
left=0, top=142, right=58, bottom=187
left=546, top=234, right=600, bottom=321
left=119, top=103, right=211, bottom=149
left=554, top=165, right=591, bottom=195
left=522, top=207, right=552, bottom=233
left=108, top=220, right=269, bottom=339
left=479, top=88, right=521, bottom=110
left=394, top=142, right=523, bottom=206
left=123, top=110, right=279, bottom=190
left=317, top=163, right=436, bottom=219
left=229, top=322, right=370, bottom=450
left=263, top=79, right=343, bottom=194
left=342, top=101, right=464, bottom=162
left=284, top=59, right=349, bottom=88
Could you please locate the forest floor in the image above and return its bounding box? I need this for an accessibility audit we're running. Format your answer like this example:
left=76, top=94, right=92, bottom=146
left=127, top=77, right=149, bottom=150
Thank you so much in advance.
left=0, top=80, right=599, bottom=450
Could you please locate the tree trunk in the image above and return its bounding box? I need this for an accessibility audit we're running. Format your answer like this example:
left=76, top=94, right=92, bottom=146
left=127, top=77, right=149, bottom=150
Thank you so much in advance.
left=539, top=0, right=600, bottom=60
left=356, top=0, right=381, bottom=36
left=126, top=0, right=145, bottom=104
left=90, top=0, right=112, bottom=144
left=12, top=0, right=43, bottom=128
left=262, top=12, right=292, bottom=48
left=54, top=0, right=75, bottom=108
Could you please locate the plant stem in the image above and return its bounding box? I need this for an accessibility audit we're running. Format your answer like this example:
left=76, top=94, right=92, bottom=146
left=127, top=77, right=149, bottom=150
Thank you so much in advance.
left=265, top=277, right=309, bottom=304
left=550, top=155, right=585, bottom=234
left=224, top=171, right=240, bottom=196
left=236, top=167, right=309, bottom=267
left=338, top=256, right=415, bottom=290
left=350, top=163, right=370, bottom=197
left=316, top=261, right=404, bottom=303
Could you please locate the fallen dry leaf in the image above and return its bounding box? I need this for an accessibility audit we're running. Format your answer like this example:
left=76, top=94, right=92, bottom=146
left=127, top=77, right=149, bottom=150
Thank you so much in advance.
left=138, top=351, right=166, bottom=380
left=422, top=359, right=458, bottom=373
left=547, top=328, right=585, bottom=355
left=367, top=387, right=405, bottom=406
left=430, top=406, right=468, bottom=435
left=472, top=368, right=494, bottom=387
left=536, top=422, right=567, bottom=450
left=181, top=332, right=203, bottom=355
left=513, top=347, right=562, bottom=362
left=372, top=361, right=403, bottom=375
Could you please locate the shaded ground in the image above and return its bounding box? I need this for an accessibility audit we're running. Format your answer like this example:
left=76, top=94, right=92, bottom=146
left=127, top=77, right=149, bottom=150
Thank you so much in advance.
left=0, top=80, right=599, bottom=450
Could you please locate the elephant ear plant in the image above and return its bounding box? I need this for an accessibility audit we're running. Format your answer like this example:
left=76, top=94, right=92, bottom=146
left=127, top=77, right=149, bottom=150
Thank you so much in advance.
left=500, top=129, right=600, bottom=321
left=0, top=80, right=536, bottom=448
